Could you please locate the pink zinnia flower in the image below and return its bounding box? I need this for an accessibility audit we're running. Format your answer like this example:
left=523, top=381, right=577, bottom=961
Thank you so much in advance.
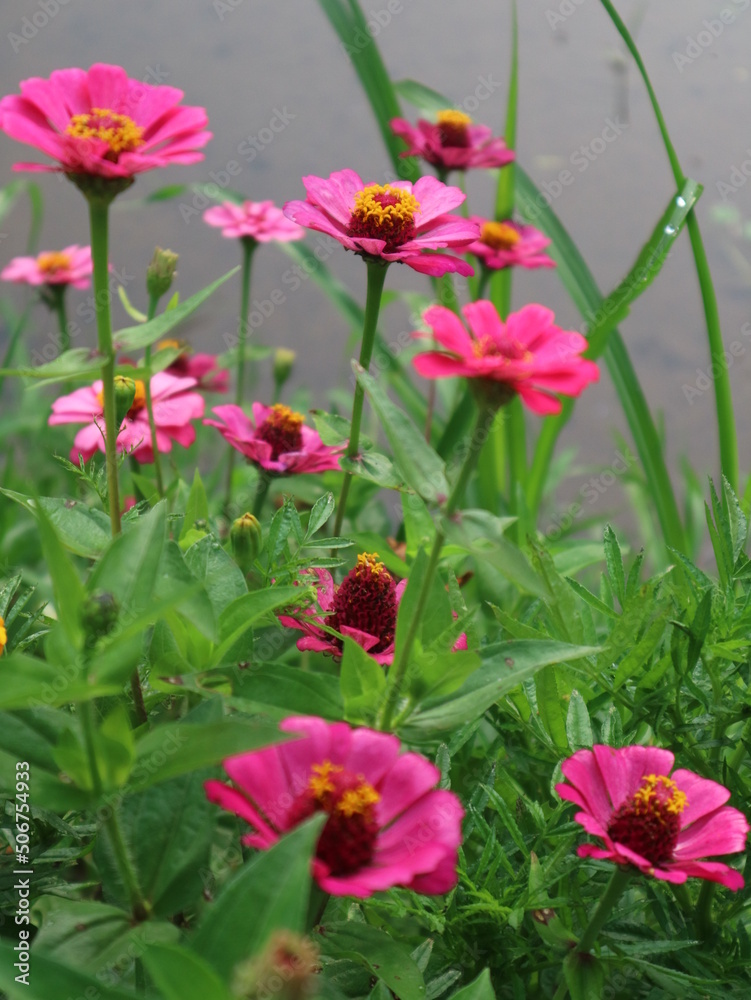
left=205, top=715, right=464, bottom=897
left=0, top=63, right=210, bottom=178
left=390, top=110, right=514, bottom=173
left=205, top=403, right=342, bottom=475
left=412, top=300, right=599, bottom=415
left=157, top=339, right=229, bottom=393
left=557, top=745, right=749, bottom=890
left=1, top=245, right=93, bottom=288
left=283, top=169, right=478, bottom=277
left=279, top=553, right=468, bottom=666
left=467, top=219, right=555, bottom=271
left=49, top=371, right=205, bottom=463
left=203, top=200, right=304, bottom=242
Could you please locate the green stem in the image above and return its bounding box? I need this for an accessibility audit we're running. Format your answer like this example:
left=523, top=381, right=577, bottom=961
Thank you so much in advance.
left=252, top=471, right=271, bottom=520
left=89, top=199, right=121, bottom=535
left=225, top=238, right=256, bottom=510
left=377, top=403, right=493, bottom=731
left=52, top=287, right=71, bottom=353
left=143, top=293, right=165, bottom=497
left=80, top=701, right=103, bottom=798
left=695, top=880, right=716, bottom=940
left=333, top=259, right=389, bottom=536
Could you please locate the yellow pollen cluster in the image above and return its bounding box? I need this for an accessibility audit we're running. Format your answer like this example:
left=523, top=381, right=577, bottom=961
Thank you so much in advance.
left=437, top=109, right=473, bottom=128
left=267, top=403, right=305, bottom=433
left=0, top=614, right=6, bottom=655
left=96, top=378, right=147, bottom=415
left=481, top=222, right=521, bottom=251
left=633, top=774, right=688, bottom=816
left=157, top=338, right=186, bottom=353
left=337, top=784, right=380, bottom=817
left=352, top=184, right=419, bottom=227
left=37, top=251, right=72, bottom=273
left=355, top=552, right=386, bottom=577
left=309, top=761, right=343, bottom=798
left=66, top=107, right=145, bottom=154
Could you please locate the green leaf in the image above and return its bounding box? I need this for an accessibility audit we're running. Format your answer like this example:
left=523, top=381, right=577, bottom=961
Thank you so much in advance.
left=0, top=179, right=43, bottom=254
left=563, top=950, right=605, bottom=1000
left=305, top=491, right=336, bottom=539
left=0, top=489, right=111, bottom=558
left=144, top=943, right=235, bottom=1000
left=340, top=636, right=386, bottom=725
left=183, top=533, right=247, bottom=620
left=88, top=501, right=167, bottom=610
left=117, top=283, right=148, bottom=322
left=0, top=347, right=104, bottom=384
left=180, top=468, right=210, bottom=542
left=566, top=690, right=593, bottom=750
left=394, top=79, right=450, bottom=115
left=603, top=525, right=625, bottom=608
left=193, top=816, right=325, bottom=979
left=228, top=664, right=344, bottom=720
left=446, top=970, right=496, bottom=1000
left=113, top=267, right=239, bottom=350
left=535, top=667, right=568, bottom=749
left=213, top=586, right=301, bottom=666
left=321, top=922, right=426, bottom=1000
left=0, top=940, right=138, bottom=1000
left=0, top=651, right=120, bottom=710
left=34, top=496, right=85, bottom=648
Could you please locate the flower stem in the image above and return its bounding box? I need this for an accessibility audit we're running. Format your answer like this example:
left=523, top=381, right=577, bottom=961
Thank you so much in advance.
left=333, top=259, right=389, bottom=536
left=88, top=198, right=121, bottom=535
left=225, top=238, right=256, bottom=511
left=252, top=471, right=271, bottom=520
left=695, top=880, right=716, bottom=941
left=376, top=402, right=493, bottom=731
left=143, top=293, right=165, bottom=497
left=52, top=286, right=71, bottom=353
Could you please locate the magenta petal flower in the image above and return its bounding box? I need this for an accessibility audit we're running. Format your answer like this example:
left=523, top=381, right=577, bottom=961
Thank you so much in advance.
left=49, top=371, right=205, bottom=464
left=1, top=245, right=93, bottom=288
left=467, top=219, right=555, bottom=271
left=412, top=300, right=599, bottom=415
left=203, top=200, right=304, bottom=242
left=204, top=715, right=464, bottom=897
left=0, top=63, right=211, bottom=178
left=156, top=340, right=229, bottom=393
left=283, top=169, right=478, bottom=277
left=390, top=110, right=515, bottom=173
left=557, top=745, right=749, bottom=890
left=204, top=402, right=342, bottom=475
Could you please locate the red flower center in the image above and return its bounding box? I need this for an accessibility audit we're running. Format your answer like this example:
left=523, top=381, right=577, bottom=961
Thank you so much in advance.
left=37, top=251, right=72, bottom=274
left=436, top=109, right=472, bottom=148
left=256, top=404, right=304, bottom=459
left=347, top=184, right=419, bottom=253
left=66, top=107, right=145, bottom=159
left=471, top=334, right=532, bottom=364
left=607, top=774, right=688, bottom=866
left=287, top=760, right=380, bottom=875
left=330, top=553, right=398, bottom=654
left=480, top=222, right=521, bottom=251
left=96, top=379, right=147, bottom=418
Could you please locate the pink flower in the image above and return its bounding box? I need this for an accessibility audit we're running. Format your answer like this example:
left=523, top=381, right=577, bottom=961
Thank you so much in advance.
left=466, top=219, right=555, bottom=271
left=390, top=110, right=514, bottom=173
left=205, top=715, right=464, bottom=897
left=203, top=200, right=304, bottom=242
left=49, top=371, right=205, bottom=463
left=0, top=63, right=211, bottom=178
left=557, top=745, right=749, bottom=890
left=279, top=554, right=467, bottom=666
left=283, top=169, right=478, bottom=277
left=157, top=339, right=229, bottom=393
left=204, top=403, right=342, bottom=475
left=412, top=300, right=599, bottom=415
left=1, top=245, right=93, bottom=288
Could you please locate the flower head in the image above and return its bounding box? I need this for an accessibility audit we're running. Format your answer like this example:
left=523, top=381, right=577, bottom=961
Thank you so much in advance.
left=283, top=169, right=478, bottom=277
left=205, top=715, right=464, bottom=897
left=557, top=745, right=749, bottom=889
left=412, top=300, right=599, bottom=415
left=203, top=200, right=304, bottom=242
left=49, top=370, right=205, bottom=463
left=467, top=219, right=555, bottom=271
left=1, top=245, right=93, bottom=288
left=204, top=403, right=342, bottom=475
left=157, top=339, right=229, bottom=393
left=0, top=63, right=211, bottom=178
left=390, top=110, right=515, bottom=173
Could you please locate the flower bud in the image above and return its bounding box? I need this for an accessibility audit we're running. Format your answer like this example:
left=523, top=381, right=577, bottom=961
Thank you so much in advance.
left=230, top=512, right=262, bottom=573
left=273, top=348, right=296, bottom=394
left=81, top=590, right=119, bottom=646
left=231, top=930, right=319, bottom=1000
left=146, top=247, right=179, bottom=300
left=113, top=375, right=137, bottom=427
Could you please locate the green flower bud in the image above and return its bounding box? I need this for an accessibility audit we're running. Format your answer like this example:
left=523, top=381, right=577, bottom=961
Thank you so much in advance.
left=273, top=348, right=296, bottom=392
left=113, top=375, right=138, bottom=427
left=231, top=930, right=319, bottom=1000
left=230, top=512, right=263, bottom=573
left=146, top=247, right=179, bottom=300
left=81, top=590, right=119, bottom=646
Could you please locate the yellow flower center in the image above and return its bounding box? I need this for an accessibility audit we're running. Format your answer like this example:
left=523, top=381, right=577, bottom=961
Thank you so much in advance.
left=632, top=774, right=687, bottom=816
left=480, top=222, right=521, bottom=251
left=355, top=552, right=386, bottom=577
left=157, top=338, right=187, bottom=354
left=96, top=379, right=147, bottom=417
left=308, top=760, right=380, bottom=817
left=36, top=251, right=72, bottom=274
left=66, top=107, right=145, bottom=156
left=608, top=773, right=688, bottom=867
left=347, top=184, right=419, bottom=253
left=436, top=109, right=472, bottom=147
left=0, top=614, right=6, bottom=655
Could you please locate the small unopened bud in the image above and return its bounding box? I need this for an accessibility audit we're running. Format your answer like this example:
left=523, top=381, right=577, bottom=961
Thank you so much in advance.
left=146, top=247, right=179, bottom=300
left=231, top=930, right=319, bottom=1000
left=230, top=512, right=262, bottom=573
left=81, top=590, right=119, bottom=646
left=113, top=376, right=137, bottom=427
left=273, top=348, right=296, bottom=395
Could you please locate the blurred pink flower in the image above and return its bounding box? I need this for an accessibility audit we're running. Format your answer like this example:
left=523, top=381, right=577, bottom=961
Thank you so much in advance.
left=0, top=63, right=210, bottom=178
left=467, top=219, right=555, bottom=271
left=283, top=169, right=478, bottom=277
left=203, top=200, right=304, bottom=242
left=557, top=745, right=749, bottom=890
left=205, top=715, right=464, bottom=897
left=205, top=402, right=342, bottom=475
left=157, top=339, right=229, bottom=393
left=390, top=110, right=514, bottom=173
left=1, top=245, right=93, bottom=288
left=412, top=300, right=599, bottom=415
left=49, top=371, right=204, bottom=463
